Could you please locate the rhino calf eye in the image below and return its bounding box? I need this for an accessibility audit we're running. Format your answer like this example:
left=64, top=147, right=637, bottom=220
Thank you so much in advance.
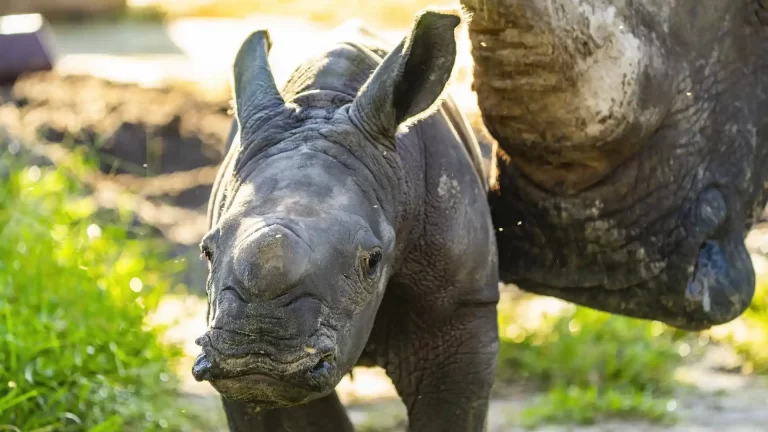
left=365, top=250, right=383, bottom=278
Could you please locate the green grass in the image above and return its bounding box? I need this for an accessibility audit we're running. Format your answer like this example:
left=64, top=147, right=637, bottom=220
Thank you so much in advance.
left=715, top=279, right=768, bottom=374
left=0, top=149, right=195, bottom=431
left=497, top=298, right=692, bottom=427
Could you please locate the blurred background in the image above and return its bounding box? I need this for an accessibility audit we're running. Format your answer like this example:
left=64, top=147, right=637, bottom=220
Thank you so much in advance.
left=2, top=1, right=768, bottom=431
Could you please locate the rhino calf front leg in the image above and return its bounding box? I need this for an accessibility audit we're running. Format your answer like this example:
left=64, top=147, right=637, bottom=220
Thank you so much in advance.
left=221, top=391, right=354, bottom=432
left=381, top=301, right=499, bottom=432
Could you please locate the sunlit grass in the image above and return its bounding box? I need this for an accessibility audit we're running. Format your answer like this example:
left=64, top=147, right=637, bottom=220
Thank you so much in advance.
left=495, top=272, right=768, bottom=427
left=496, top=292, right=692, bottom=426
left=0, top=148, right=196, bottom=431
left=709, top=277, right=768, bottom=374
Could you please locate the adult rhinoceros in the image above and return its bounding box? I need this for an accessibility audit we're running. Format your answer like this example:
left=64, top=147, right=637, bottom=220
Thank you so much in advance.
left=462, top=0, right=768, bottom=330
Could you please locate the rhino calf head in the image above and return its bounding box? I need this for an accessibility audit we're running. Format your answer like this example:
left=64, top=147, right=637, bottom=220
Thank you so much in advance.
left=191, top=12, right=461, bottom=407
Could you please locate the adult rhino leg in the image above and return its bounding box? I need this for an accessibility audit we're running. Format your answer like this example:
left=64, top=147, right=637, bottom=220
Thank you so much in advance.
left=221, top=391, right=354, bottom=432
left=370, top=293, right=499, bottom=432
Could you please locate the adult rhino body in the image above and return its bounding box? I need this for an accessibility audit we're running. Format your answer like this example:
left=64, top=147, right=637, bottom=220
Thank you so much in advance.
left=193, top=11, right=499, bottom=432
left=463, top=0, right=768, bottom=330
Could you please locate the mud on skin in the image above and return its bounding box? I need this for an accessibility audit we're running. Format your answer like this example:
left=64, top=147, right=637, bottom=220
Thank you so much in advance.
left=464, top=0, right=768, bottom=330
left=193, top=9, right=499, bottom=432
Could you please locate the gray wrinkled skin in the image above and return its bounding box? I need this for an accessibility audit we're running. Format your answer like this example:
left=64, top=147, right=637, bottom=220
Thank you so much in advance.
left=193, top=11, right=499, bottom=432
left=463, top=0, right=768, bottom=330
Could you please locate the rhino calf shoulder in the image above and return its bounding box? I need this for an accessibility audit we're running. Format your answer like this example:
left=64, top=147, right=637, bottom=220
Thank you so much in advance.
left=193, top=10, right=499, bottom=432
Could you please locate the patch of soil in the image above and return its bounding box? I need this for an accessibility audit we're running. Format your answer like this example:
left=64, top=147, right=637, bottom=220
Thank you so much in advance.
left=164, top=183, right=213, bottom=211
left=2, top=72, right=232, bottom=176
left=0, top=72, right=234, bottom=257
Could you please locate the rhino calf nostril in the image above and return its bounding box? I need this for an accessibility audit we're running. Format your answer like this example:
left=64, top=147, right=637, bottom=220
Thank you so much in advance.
left=192, top=353, right=213, bottom=382
left=311, top=352, right=336, bottom=374
left=311, top=359, right=329, bottom=374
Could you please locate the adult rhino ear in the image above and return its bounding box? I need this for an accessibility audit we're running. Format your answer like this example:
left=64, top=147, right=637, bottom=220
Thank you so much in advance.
left=350, top=10, right=460, bottom=142
left=231, top=30, right=285, bottom=141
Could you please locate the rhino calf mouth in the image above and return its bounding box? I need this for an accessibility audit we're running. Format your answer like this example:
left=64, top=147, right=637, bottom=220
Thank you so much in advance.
left=191, top=342, right=339, bottom=407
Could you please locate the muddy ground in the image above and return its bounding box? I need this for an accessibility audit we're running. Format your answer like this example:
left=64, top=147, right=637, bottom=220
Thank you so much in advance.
left=3, top=15, right=768, bottom=431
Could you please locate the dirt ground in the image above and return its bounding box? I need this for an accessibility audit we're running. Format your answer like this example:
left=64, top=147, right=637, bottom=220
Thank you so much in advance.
left=3, top=15, right=768, bottom=431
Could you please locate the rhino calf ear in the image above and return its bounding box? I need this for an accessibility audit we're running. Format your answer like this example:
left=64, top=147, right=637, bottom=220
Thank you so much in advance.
left=351, top=10, right=460, bottom=138
left=231, top=29, right=285, bottom=140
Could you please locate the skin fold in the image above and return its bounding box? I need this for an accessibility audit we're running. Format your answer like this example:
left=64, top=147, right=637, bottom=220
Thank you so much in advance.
left=462, top=0, right=768, bottom=330
left=194, top=10, right=499, bottom=432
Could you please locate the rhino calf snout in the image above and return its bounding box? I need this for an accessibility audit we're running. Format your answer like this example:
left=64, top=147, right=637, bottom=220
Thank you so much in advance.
left=192, top=331, right=341, bottom=405
left=231, top=224, right=312, bottom=302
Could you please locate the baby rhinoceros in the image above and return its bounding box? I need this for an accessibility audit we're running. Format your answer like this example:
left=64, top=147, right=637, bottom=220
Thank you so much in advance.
left=191, top=10, right=499, bottom=432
